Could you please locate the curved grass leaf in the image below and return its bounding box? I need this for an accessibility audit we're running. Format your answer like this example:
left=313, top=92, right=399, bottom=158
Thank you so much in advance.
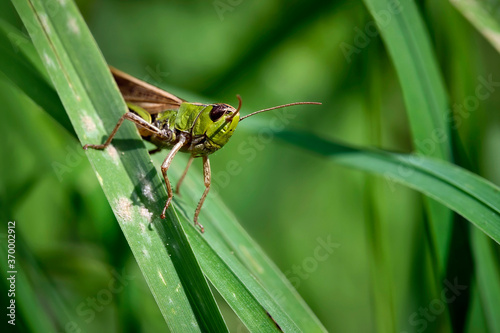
left=360, top=2, right=500, bottom=330
left=278, top=131, right=500, bottom=244
left=362, top=0, right=453, bottom=269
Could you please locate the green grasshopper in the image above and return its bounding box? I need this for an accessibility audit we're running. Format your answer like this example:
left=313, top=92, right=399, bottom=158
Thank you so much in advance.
left=83, top=67, right=321, bottom=232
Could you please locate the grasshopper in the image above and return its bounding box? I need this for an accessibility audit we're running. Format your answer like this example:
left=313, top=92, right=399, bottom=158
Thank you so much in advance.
left=83, top=67, right=321, bottom=232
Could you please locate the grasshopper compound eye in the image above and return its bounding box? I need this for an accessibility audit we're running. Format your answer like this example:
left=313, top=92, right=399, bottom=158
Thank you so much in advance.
left=209, top=104, right=227, bottom=122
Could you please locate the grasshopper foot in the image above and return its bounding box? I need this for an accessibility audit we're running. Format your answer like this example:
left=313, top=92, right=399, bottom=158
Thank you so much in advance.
left=83, top=144, right=106, bottom=150
left=194, top=214, right=205, bottom=233
left=196, top=222, right=205, bottom=233
left=161, top=197, right=172, bottom=219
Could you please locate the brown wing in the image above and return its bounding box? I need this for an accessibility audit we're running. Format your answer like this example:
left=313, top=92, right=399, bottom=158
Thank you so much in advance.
left=110, top=66, right=184, bottom=114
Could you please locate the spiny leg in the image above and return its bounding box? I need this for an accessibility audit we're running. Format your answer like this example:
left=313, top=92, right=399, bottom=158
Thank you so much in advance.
left=160, top=134, right=187, bottom=219
left=193, top=155, right=210, bottom=233
left=175, top=155, right=194, bottom=195
left=83, top=112, right=162, bottom=150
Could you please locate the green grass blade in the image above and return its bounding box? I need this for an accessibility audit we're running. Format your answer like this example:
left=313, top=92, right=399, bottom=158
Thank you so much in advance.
left=361, top=0, right=451, bottom=160
left=451, top=0, right=500, bottom=53
left=362, top=0, right=453, bottom=269
left=279, top=131, right=500, bottom=243
left=10, top=0, right=227, bottom=331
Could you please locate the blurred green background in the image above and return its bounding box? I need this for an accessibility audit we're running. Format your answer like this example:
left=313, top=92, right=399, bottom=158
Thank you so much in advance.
left=1, top=0, right=500, bottom=332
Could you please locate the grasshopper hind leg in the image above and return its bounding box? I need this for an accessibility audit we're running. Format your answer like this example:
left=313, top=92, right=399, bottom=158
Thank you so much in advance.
left=83, top=113, right=128, bottom=150
left=83, top=112, right=163, bottom=151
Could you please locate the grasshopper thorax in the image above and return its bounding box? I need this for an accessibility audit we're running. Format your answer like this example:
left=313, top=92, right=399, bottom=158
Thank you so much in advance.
left=176, top=102, right=240, bottom=157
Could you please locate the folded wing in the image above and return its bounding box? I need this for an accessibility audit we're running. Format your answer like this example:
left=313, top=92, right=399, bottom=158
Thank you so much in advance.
left=110, top=66, right=184, bottom=114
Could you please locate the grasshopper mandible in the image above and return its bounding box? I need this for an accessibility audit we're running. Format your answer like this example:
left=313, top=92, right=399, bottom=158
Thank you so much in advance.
left=83, top=67, right=321, bottom=232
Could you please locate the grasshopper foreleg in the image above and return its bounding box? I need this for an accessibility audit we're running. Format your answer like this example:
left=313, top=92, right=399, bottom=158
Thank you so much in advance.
left=160, top=134, right=188, bottom=219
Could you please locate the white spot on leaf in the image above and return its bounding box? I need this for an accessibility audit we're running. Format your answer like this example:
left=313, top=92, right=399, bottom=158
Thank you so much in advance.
left=114, top=197, right=133, bottom=222
left=96, top=172, right=103, bottom=186
left=39, top=14, right=51, bottom=34
left=140, top=207, right=152, bottom=222
left=67, top=17, right=80, bottom=35
left=43, top=52, right=55, bottom=68
left=158, top=271, right=166, bottom=285
left=81, top=115, right=97, bottom=134
left=142, top=248, right=149, bottom=258
left=142, top=182, right=155, bottom=202
left=106, top=145, right=120, bottom=166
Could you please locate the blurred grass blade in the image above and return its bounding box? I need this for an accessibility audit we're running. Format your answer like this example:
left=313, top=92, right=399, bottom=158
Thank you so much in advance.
left=451, top=0, right=500, bottom=53
left=10, top=0, right=227, bottom=331
left=279, top=131, right=500, bottom=244
left=362, top=0, right=453, bottom=268
left=361, top=0, right=451, bottom=160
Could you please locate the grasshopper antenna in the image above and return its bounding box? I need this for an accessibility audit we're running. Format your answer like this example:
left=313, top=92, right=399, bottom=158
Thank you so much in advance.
left=240, top=101, right=322, bottom=121
left=226, top=94, right=242, bottom=122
